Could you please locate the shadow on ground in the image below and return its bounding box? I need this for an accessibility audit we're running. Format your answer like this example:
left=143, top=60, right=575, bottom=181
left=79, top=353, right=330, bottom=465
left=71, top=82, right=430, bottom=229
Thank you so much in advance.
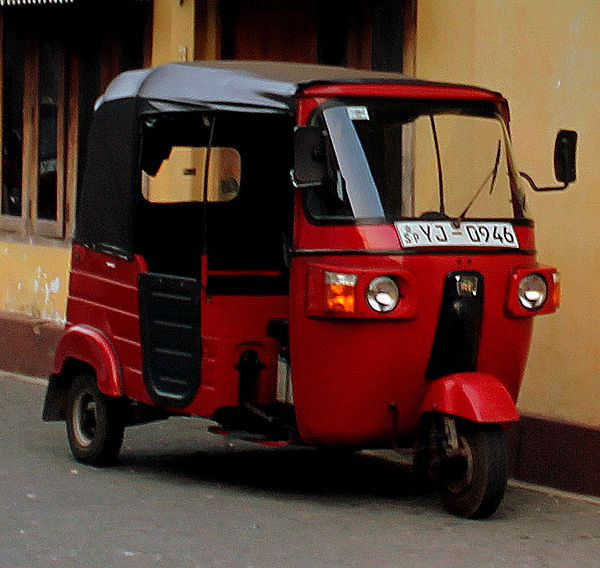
left=115, top=417, right=436, bottom=507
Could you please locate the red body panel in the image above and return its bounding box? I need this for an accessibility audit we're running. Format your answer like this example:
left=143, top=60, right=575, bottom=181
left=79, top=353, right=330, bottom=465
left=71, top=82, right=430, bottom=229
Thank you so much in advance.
left=296, top=85, right=509, bottom=128
left=292, top=194, right=535, bottom=253
left=289, top=247, right=535, bottom=444
left=65, top=244, right=287, bottom=417
left=200, top=295, right=288, bottom=414
left=420, top=372, right=520, bottom=423
left=285, top=84, right=539, bottom=444
left=67, top=244, right=147, bottom=402
left=53, top=324, right=123, bottom=397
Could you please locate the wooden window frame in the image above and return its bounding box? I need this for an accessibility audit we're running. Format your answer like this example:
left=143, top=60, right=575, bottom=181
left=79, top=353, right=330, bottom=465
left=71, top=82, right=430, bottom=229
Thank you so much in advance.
left=0, top=2, right=152, bottom=241
left=0, top=12, right=25, bottom=234
left=22, top=38, right=66, bottom=238
left=0, top=17, right=75, bottom=240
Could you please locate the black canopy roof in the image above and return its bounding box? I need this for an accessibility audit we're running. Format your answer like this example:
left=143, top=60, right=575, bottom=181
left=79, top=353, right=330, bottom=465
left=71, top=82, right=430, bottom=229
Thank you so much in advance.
left=97, top=60, right=498, bottom=114
left=78, top=61, right=502, bottom=260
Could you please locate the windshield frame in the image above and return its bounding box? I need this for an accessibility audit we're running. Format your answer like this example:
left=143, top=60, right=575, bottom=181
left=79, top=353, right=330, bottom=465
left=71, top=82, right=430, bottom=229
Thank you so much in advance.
left=302, top=97, right=530, bottom=226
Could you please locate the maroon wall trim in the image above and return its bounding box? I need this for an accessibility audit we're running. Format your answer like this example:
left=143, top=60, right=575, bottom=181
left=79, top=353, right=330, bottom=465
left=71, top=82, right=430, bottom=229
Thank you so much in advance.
left=0, top=311, right=64, bottom=378
left=510, top=414, right=600, bottom=497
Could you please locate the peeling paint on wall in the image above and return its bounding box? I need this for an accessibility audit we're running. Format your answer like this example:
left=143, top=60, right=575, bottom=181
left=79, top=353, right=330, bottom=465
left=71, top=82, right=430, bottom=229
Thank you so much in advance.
left=0, top=242, right=70, bottom=324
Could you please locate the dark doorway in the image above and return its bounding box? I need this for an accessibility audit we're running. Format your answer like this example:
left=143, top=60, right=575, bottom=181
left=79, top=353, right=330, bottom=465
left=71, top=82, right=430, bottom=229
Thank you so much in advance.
left=219, top=0, right=406, bottom=71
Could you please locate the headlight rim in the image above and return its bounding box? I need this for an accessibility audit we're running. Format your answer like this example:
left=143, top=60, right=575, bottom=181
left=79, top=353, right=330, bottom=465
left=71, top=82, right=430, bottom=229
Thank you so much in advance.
left=517, top=272, right=548, bottom=311
left=366, top=275, right=400, bottom=313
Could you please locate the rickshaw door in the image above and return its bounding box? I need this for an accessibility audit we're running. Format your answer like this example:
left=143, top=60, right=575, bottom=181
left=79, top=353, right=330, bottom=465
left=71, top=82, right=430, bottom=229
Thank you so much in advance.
left=138, top=272, right=202, bottom=407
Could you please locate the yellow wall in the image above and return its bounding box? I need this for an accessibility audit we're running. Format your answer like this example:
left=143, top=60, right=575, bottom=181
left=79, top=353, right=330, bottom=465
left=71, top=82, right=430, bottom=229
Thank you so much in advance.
left=151, top=0, right=221, bottom=65
left=0, top=240, right=70, bottom=323
left=415, top=1, right=600, bottom=425
left=152, top=0, right=196, bottom=65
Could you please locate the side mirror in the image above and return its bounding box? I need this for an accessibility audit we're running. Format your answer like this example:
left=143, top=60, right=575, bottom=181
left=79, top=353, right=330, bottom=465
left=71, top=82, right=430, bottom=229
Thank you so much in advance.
left=520, top=129, right=578, bottom=192
left=292, top=126, right=325, bottom=188
left=554, top=129, right=577, bottom=184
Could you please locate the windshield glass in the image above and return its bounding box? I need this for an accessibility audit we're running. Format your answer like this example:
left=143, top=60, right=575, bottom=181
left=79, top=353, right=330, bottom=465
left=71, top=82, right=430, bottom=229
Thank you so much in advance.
left=305, top=99, right=527, bottom=223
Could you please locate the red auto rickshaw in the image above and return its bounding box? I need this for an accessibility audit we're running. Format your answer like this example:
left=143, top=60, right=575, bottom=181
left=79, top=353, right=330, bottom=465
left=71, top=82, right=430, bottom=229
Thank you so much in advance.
left=43, top=62, right=576, bottom=518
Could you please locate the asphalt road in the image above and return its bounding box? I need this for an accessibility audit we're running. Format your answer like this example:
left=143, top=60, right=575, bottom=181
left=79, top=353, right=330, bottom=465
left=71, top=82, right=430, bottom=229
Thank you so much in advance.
left=1, top=371, right=600, bottom=568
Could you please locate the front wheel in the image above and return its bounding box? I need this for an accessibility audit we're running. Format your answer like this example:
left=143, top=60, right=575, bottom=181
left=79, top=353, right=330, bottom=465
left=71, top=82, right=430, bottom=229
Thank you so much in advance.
left=66, top=374, right=125, bottom=465
left=439, top=424, right=507, bottom=519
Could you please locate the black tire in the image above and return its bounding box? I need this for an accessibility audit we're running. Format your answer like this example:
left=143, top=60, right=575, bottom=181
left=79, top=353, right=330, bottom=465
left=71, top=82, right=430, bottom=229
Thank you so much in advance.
left=66, top=374, right=125, bottom=465
left=412, top=447, right=436, bottom=490
left=412, top=423, right=437, bottom=490
left=314, top=445, right=356, bottom=460
left=439, top=424, right=507, bottom=519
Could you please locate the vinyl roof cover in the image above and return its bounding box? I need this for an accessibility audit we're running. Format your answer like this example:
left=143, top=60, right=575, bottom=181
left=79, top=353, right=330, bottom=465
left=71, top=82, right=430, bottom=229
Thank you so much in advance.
left=97, top=60, right=497, bottom=114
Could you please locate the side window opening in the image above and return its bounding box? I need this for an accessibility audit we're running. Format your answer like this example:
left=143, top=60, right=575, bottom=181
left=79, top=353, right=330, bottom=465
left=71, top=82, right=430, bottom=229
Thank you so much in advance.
left=134, top=111, right=294, bottom=293
left=142, top=146, right=241, bottom=204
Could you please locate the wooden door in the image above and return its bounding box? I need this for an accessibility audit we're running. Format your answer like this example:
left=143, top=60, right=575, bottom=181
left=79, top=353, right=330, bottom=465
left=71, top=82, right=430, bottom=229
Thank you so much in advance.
left=219, top=1, right=409, bottom=72
left=222, top=0, right=319, bottom=63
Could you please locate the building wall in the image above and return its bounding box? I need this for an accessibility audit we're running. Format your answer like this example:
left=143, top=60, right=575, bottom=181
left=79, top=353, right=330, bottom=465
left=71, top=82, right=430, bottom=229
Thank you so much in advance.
left=0, top=237, right=70, bottom=377
left=0, top=239, right=69, bottom=322
left=152, top=0, right=198, bottom=64
left=0, top=0, right=187, bottom=331
left=415, top=1, right=600, bottom=428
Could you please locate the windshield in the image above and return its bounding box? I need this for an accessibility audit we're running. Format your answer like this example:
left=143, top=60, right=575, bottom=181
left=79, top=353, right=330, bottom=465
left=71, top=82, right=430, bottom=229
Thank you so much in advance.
left=305, top=99, right=527, bottom=223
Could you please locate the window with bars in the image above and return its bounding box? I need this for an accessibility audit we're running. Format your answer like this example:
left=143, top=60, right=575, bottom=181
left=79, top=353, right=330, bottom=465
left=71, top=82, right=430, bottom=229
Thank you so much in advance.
left=0, top=3, right=150, bottom=239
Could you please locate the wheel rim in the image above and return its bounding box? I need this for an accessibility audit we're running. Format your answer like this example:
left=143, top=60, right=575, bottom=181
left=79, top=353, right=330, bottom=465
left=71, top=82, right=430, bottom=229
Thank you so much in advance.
left=441, top=435, right=474, bottom=495
left=72, top=391, right=97, bottom=447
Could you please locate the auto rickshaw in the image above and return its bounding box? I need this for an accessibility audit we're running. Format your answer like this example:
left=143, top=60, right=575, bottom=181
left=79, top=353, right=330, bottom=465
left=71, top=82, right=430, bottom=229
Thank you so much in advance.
left=43, top=61, right=576, bottom=518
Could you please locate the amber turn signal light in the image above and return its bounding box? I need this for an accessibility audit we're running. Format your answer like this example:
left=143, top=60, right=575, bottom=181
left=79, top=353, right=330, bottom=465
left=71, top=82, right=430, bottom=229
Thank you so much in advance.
left=324, top=271, right=358, bottom=313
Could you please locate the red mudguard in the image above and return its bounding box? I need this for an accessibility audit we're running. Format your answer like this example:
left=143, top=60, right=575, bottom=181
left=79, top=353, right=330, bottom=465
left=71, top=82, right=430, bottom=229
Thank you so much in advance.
left=421, top=372, right=519, bottom=424
left=53, top=324, right=123, bottom=397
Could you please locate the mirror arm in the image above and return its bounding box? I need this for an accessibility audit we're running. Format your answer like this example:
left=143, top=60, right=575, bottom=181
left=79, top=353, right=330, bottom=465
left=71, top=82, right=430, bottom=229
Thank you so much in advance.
left=289, top=169, right=322, bottom=189
left=519, top=171, right=569, bottom=192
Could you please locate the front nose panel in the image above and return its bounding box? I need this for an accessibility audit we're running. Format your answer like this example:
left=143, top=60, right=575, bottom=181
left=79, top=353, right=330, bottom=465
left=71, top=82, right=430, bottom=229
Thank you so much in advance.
left=426, top=271, right=484, bottom=379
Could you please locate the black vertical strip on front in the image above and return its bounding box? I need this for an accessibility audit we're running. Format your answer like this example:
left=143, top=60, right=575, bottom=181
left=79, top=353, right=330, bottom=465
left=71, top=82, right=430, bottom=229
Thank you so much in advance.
left=426, top=271, right=484, bottom=380
left=138, top=272, right=201, bottom=407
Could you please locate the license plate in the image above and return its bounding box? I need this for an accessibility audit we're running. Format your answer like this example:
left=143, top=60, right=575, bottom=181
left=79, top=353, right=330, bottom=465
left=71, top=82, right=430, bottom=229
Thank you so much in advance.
left=395, top=221, right=519, bottom=248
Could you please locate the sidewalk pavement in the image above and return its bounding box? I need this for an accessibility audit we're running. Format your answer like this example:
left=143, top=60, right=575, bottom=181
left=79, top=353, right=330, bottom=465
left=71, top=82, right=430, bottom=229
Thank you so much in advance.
left=2, top=370, right=600, bottom=568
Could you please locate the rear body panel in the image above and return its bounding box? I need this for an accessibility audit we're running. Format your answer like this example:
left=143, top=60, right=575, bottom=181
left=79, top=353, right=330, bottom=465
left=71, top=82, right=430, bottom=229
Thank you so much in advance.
left=62, top=244, right=287, bottom=418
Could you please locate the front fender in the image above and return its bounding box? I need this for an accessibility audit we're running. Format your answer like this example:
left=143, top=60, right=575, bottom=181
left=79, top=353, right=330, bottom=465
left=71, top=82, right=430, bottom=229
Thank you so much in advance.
left=421, top=372, right=519, bottom=424
left=53, top=324, right=123, bottom=397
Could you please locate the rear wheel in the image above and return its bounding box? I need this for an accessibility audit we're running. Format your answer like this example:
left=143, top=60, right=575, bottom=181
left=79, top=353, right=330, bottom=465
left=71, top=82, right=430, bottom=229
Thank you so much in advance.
left=66, top=374, right=125, bottom=465
left=439, top=424, right=507, bottom=519
left=412, top=447, right=436, bottom=490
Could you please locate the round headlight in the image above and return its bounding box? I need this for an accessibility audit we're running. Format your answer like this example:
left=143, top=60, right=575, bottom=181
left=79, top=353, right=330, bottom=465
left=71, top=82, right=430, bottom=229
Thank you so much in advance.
left=518, top=273, right=548, bottom=310
left=366, top=276, right=399, bottom=312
